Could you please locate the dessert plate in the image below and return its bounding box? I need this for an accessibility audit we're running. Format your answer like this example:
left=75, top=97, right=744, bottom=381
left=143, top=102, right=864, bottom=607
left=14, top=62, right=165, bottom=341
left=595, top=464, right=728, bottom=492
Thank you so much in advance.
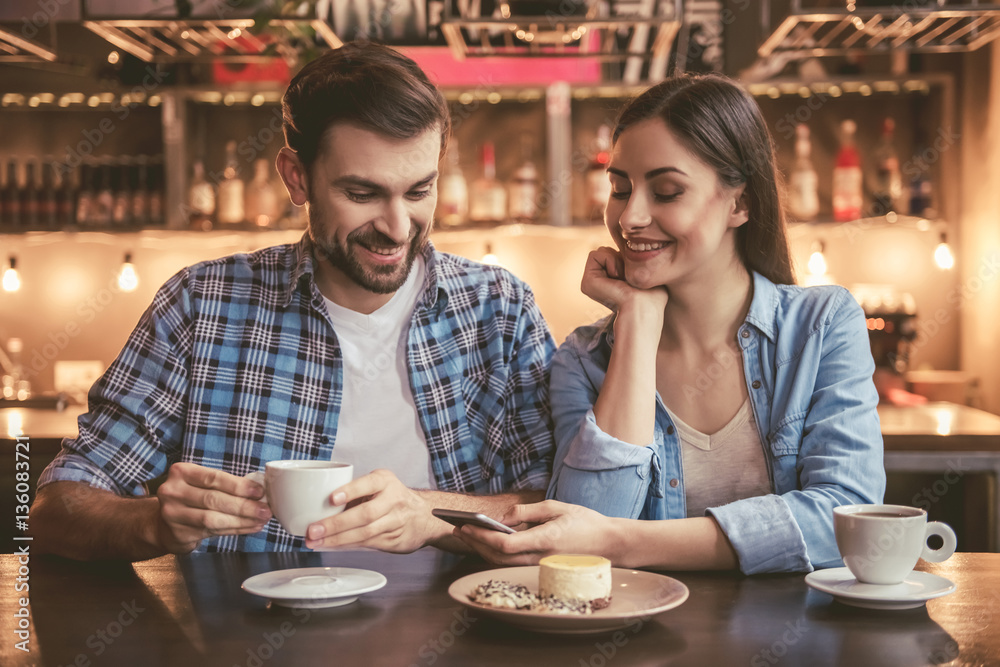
left=805, top=567, right=955, bottom=610
left=448, top=566, right=688, bottom=634
left=242, top=567, right=387, bottom=609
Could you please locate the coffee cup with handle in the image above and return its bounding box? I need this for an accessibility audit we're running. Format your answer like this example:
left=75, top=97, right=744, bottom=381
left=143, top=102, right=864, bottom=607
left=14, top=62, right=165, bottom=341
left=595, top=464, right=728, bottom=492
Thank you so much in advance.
left=833, top=504, right=957, bottom=585
left=263, top=461, right=354, bottom=537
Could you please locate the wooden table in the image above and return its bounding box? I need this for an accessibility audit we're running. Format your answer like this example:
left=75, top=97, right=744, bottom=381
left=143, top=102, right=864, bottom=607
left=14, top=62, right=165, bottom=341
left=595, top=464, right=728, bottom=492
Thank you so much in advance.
left=879, top=402, right=1000, bottom=551
left=1, top=549, right=996, bottom=667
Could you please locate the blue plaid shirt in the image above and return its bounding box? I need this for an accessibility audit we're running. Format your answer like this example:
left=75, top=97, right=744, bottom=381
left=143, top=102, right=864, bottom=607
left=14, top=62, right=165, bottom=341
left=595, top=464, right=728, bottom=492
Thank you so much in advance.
left=39, top=235, right=556, bottom=551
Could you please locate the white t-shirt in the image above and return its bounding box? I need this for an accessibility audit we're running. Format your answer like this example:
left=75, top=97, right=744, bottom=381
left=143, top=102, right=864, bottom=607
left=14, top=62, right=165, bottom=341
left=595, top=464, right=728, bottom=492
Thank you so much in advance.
left=665, top=399, right=772, bottom=518
left=322, top=257, right=436, bottom=489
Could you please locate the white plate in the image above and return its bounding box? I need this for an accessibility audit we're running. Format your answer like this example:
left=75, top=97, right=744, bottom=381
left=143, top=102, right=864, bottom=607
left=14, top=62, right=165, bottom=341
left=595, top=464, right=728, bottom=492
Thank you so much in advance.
left=448, top=566, right=689, bottom=634
left=805, top=567, right=955, bottom=610
left=242, top=567, right=387, bottom=609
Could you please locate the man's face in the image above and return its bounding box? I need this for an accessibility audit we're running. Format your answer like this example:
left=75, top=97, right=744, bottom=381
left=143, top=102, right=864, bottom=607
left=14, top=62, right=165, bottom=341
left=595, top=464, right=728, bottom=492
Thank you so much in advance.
left=305, top=122, right=441, bottom=299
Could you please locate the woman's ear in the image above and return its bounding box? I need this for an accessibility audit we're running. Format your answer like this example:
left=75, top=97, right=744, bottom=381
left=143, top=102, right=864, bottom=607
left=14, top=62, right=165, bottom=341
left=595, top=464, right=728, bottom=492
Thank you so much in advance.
left=729, top=185, right=750, bottom=228
left=275, top=147, right=309, bottom=207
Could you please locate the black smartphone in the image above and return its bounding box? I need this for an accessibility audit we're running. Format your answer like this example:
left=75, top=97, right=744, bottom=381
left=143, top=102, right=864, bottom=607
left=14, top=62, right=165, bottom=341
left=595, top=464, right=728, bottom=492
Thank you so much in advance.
left=432, top=509, right=517, bottom=534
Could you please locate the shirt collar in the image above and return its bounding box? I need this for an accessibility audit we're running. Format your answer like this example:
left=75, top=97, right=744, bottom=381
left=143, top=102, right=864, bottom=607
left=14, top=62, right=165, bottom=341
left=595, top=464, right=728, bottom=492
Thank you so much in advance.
left=284, top=234, right=446, bottom=313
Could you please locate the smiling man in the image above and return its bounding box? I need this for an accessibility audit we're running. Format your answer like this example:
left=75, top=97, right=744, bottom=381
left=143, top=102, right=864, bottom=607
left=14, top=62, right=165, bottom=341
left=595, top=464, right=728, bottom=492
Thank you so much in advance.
left=31, top=42, right=556, bottom=560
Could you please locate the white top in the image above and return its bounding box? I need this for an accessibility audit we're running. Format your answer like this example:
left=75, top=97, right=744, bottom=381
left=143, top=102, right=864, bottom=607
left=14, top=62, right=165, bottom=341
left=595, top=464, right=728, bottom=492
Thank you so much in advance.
left=322, top=256, right=435, bottom=489
left=665, top=399, right=772, bottom=518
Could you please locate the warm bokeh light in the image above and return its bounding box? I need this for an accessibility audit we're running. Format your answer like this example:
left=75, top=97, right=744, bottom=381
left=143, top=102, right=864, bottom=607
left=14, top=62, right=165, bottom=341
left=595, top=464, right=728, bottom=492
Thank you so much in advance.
left=117, top=255, right=139, bottom=292
left=2, top=258, right=20, bottom=292
left=934, top=237, right=955, bottom=270
left=935, top=408, right=953, bottom=436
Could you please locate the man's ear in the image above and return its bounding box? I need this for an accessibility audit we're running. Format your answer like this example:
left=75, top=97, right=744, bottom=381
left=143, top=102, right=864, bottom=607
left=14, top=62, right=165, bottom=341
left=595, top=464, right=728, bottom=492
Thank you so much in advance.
left=276, top=147, right=309, bottom=207
left=729, top=185, right=750, bottom=228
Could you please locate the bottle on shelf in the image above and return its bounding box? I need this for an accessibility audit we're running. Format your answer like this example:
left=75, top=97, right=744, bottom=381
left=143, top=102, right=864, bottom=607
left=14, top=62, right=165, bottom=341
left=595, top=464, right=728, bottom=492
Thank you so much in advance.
left=872, top=116, right=904, bottom=216
left=2, top=158, right=20, bottom=229
left=244, top=158, right=280, bottom=229
left=56, top=162, right=77, bottom=229
left=435, top=141, right=468, bottom=229
left=787, top=123, right=820, bottom=222
left=75, top=161, right=95, bottom=228
left=38, top=159, right=59, bottom=230
left=20, top=159, right=39, bottom=229
left=147, top=156, right=164, bottom=227
left=585, top=124, right=612, bottom=224
left=468, top=141, right=507, bottom=225
left=130, top=156, right=148, bottom=228
left=111, top=158, right=131, bottom=228
left=188, top=159, right=216, bottom=231
left=92, top=160, right=114, bottom=228
left=507, top=133, right=540, bottom=224
left=832, top=119, right=863, bottom=222
left=2, top=338, right=31, bottom=402
left=216, top=140, right=245, bottom=228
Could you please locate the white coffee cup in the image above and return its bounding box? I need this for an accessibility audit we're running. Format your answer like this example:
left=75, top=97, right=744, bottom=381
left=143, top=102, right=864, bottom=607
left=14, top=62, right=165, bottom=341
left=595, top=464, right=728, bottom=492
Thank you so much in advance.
left=833, top=504, right=957, bottom=585
left=264, top=461, right=353, bottom=537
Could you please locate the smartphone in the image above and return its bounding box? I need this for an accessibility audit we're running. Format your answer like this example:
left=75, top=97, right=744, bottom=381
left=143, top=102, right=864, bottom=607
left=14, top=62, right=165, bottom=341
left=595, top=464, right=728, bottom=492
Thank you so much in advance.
left=432, top=509, right=517, bottom=534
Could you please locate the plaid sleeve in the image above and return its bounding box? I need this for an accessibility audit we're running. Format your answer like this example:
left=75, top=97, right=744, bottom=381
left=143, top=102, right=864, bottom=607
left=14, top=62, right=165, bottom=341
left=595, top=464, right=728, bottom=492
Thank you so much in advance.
left=494, top=281, right=557, bottom=493
left=39, top=268, right=194, bottom=497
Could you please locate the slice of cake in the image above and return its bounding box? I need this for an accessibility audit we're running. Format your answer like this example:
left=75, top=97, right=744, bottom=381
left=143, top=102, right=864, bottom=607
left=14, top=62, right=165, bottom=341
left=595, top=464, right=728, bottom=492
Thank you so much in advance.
left=538, top=554, right=612, bottom=614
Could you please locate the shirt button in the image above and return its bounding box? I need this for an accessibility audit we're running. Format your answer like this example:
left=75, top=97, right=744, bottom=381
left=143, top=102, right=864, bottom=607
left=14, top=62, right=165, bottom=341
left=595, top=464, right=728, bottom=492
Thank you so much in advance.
left=752, top=380, right=761, bottom=389
left=666, top=425, right=675, bottom=435
left=669, top=479, right=679, bottom=488
left=741, top=329, right=750, bottom=338
left=319, top=435, right=329, bottom=444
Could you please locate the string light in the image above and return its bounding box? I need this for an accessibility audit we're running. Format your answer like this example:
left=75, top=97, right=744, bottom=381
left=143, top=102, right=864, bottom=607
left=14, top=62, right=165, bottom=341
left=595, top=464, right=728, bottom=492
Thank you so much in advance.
left=117, top=252, right=139, bottom=292
left=934, top=232, right=955, bottom=270
left=2, top=257, right=20, bottom=292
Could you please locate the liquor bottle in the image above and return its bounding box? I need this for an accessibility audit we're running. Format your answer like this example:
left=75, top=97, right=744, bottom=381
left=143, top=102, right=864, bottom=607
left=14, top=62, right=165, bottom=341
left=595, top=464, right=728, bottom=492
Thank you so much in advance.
left=787, top=124, right=819, bottom=222
left=435, top=141, right=468, bottom=228
left=2, top=158, right=20, bottom=229
left=56, top=162, right=76, bottom=229
left=188, top=159, right=215, bottom=231
left=585, top=124, right=612, bottom=223
left=75, top=161, right=95, bottom=227
left=832, top=119, right=863, bottom=222
left=92, top=161, right=114, bottom=228
left=147, top=156, right=164, bottom=227
left=130, top=156, right=149, bottom=228
left=468, top=141, right=507, bottom=224
left=872, top=117, right=903, bottom=216
left=244, top=158, right=280, bottom=229
left=20, top=159, right=39, bottom=229
left=39, top=159, right=59, bottom=229
left=216, top=140, right=245, bottom=228
left=507, top=133, right=540, bottom=223
left=111, top=158, right=131, bottom=228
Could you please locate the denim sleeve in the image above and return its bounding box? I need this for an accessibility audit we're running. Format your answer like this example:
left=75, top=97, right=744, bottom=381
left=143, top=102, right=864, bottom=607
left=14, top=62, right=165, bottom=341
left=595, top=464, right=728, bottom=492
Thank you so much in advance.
left=546, top=341, right=656, bottom=518
left=710, top=291, right=885, bottom=574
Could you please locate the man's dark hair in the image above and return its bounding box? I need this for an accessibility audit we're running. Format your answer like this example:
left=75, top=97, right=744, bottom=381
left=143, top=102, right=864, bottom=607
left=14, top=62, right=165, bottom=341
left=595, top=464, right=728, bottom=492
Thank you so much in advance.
left=282, top=41, right=451, bottom=170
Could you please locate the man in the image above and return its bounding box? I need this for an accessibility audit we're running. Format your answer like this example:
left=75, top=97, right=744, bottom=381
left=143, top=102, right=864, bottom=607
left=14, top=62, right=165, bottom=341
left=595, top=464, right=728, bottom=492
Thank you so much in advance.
left=30, top=42, right=555, bottom=560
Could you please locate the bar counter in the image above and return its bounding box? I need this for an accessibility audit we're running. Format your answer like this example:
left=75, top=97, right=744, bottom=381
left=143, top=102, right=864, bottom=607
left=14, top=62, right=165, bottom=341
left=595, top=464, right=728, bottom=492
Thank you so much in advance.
left=1, top=549, right=997, bottom=667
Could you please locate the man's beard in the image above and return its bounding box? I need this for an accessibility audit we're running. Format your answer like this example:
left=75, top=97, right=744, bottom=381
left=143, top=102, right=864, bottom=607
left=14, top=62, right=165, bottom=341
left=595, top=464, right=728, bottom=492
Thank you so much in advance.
left=310, top=214, right=427, bottom=295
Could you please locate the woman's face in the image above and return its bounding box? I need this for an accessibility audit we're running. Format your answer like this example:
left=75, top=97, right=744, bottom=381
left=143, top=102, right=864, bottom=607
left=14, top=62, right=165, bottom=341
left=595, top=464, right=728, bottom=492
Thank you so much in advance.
left=604, top=117, right=748, bottom=290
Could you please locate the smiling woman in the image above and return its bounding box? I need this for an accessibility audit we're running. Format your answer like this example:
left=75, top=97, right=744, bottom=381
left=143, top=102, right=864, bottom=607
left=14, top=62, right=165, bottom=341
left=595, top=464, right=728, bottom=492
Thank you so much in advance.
left=454, top=73, right=886, bottom=576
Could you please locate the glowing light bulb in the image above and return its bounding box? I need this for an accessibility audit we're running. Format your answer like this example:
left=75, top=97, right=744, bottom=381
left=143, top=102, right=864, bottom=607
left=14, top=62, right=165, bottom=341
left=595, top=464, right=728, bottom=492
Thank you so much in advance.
left=117, top=254, right=139, bottom=292
left=481, top=244, right=500, bottom=266
left=935, top=408, right=953, bottom=436
left=2, top=257, right=20, bottom=292
left=807, top=243, right=827, bottom=276
left=934, top=234, right=954, bottom=270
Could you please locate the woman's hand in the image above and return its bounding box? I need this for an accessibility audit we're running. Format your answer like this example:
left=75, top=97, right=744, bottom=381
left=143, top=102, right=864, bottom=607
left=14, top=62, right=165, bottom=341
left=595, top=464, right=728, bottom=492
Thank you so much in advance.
left=582, top=246, right=668, bottom=316
left=451, top=500, right=622, bottom=566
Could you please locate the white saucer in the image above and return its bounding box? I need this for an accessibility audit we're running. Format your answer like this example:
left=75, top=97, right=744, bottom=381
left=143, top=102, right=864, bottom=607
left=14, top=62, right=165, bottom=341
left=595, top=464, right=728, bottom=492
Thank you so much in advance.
left=242, top=567, right=387, bottom=609
left=449, top=566, right=688, bottom=634
left=805, top=567, right=955, bottom=610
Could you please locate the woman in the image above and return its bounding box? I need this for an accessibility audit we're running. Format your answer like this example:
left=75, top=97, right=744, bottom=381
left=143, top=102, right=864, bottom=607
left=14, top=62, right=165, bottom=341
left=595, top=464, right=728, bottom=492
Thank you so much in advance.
left=455, top=74, right=885, bottom=574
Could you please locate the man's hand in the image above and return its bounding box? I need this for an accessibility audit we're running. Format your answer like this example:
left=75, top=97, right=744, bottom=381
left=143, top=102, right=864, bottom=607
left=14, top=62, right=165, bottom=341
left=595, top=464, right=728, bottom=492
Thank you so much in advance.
left=155, top=462, right=272, bottom=554
left=303, top=469, right=446, bottom=553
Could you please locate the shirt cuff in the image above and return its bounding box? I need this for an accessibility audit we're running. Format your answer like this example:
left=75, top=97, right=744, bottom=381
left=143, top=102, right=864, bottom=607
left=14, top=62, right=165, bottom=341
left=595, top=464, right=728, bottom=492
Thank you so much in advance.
left=37, top=451, right=130, bottom=495
left=563, top=409, right=656, bottom=473
left=707, top=494, right=812, bottom=575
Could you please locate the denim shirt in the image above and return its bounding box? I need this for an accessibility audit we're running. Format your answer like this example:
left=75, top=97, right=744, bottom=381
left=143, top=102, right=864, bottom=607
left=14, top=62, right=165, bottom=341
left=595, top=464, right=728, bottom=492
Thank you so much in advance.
left=547, top=272, right=885, bottom=574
